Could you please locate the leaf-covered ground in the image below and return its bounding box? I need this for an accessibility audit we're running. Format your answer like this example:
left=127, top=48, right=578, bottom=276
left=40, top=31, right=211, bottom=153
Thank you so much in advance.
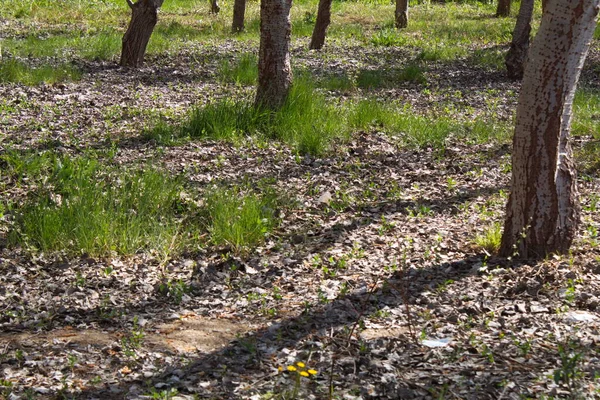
left=2, top=26, right=600, bottom=400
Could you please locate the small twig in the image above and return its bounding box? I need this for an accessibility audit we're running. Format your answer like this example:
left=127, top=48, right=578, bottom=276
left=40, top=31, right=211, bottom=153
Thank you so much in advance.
left=382, top=275, right=418, bottom=345
left=345, top=276, right=381, bottom=343
left=328, top=327, right=335, bottom=400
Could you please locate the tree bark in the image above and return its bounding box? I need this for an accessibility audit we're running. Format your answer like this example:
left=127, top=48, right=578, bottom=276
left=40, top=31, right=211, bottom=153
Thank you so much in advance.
left=504, top=0, right=534, bottom=80
left=255, top=0, right=293, bottom=109
left=210, top=0, right=220, bottom=14
left=395, top=0, right=408, bottom=29
left=232, top=0, right=246, bottom=32
left=500, top=0, right=600, bottom=259
left=120, top=0, right=160, bottom=68
left=495, top=0, right=511, bottom=17
left=309, top=0, right=333, bottom=50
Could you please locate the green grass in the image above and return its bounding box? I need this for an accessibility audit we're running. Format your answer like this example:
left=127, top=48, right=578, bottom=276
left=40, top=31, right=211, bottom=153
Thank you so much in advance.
left=0, top=59, right=81, bottom=85
left=204, top=186, right=279, bottom=253
left=8, top=154, right=195, bottom=257
left=3, top=150, right=286, bottom=257
left=573, top=87, right=600, bottom=139
left=217, top=53, right=258, bottom=85
left=146, top=77, right=347, bottom=156
left=349, top=98, right=512, bottom=149
left=474, top=222, right=503, bottom=253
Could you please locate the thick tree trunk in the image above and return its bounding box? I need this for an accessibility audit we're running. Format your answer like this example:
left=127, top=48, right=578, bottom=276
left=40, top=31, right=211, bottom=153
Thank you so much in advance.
left=309, top=0, right=333, bottom=50
left=395, top=0, right=408, bottom=29
left=500, top=0, right=600, bottom=259
left=255, top=0, right=293, bottom=109
left=232, top=0, right=246, bottom=32
left=210, top=0, right=220, bottom=14
left=120, top=0, right=160, bottom=68
left=504, top=0, right=534, bottom=80
left=495, top=0, right=511, bottom=17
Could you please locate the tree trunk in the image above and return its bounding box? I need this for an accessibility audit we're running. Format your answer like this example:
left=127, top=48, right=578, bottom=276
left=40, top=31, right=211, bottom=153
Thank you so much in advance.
left=255, top=0, right=293, bottom=109
left=495, top=0, right=511, bottom=17
left=499, top=0, right=600, bottom=259
left=504, top=0, right=534, bottom=80
left=120, top=0, right=160, bottom=68
left=210, top=0, right=220, bottom=14
left=395, top=0, right=408, bottom=29
left=232, top=0, right=246, bottom=32
left=309, top=0, right=333, bottom=50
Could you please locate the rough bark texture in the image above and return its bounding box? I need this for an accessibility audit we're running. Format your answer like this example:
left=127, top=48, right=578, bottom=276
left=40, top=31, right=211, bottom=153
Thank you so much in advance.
left=255, top=0, right=293, bottom=109
left=210, top=0, right=220, bottom=14
left=395, top=0, right=408, bottom=29
left=232, top=0, right=246, bottom=32
left=120, top=0, right=160, bottom=68
left=309, top=0, right=333, bottom=50
left=496, top=0, right=511, bottom=17
left=505, top=0, right=534, bottom=80
left=500, top=0, right=600, bottom=259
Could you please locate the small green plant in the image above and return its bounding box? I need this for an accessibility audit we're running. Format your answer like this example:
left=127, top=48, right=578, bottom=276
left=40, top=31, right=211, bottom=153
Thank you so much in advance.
left=554, top=339, right=585, bottom=395
left=474, top=222, right=502, bottom=253
left=121, top=316, right=145, bottom=357
left=158, top=278, right=191, bottom=304
left=278, top=361, right=318, bottom=398
left=148, top=388, right=179, bottom=400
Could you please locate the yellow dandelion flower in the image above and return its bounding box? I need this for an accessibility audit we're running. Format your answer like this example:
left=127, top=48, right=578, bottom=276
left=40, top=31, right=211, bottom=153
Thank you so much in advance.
left=300, top=371, right=309, bottom=377
left=307, top=369, right=317, bottom=375
left=296, top=362, right=305, bottom=368
left=287, top=365, right=297, bottom=372
left=278, top=366, right=283, bottom=372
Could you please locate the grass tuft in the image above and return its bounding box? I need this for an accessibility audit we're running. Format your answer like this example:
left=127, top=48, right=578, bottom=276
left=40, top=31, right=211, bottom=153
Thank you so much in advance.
left=217, top=53, right=258, bottom=85
left=9, top=155, right=193, bottom=257
left=204, top=186, right=279, bottom=253
left=0, top=59, right=81, bottom=85
left=474, top=222, right=503, bottom=253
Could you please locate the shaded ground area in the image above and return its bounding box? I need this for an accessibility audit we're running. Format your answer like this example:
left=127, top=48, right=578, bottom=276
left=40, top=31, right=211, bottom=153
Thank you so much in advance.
left=1, top=40, right=600, bottom=399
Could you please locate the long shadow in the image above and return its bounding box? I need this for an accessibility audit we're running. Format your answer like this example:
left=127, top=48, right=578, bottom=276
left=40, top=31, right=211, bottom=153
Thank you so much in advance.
left=50, top=253, right=501, bottom=399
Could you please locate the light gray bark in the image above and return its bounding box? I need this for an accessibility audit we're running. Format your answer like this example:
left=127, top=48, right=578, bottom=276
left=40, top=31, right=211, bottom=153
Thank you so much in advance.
left=505, top=0, right=534, bottom=79
left=395, top=0, right=408, bottom=29
left=500, top=0, right=600, bottom=259
left=255, top=0, right=293, bottom=109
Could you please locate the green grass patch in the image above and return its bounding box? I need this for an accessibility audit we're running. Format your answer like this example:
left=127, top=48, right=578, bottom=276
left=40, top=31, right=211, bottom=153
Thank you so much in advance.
left=8, top=155, right=196, bottom=257
left=217, top=53, right=258, bottom=85
left=204, top=186, right=279, bottom=254
left=0, top=59, right=81, bottom=85
left=474, top=222, right=502, bottom=254
left=147, top=78, right=346, bottom=156
left=573, top=87, right=600, bottom=139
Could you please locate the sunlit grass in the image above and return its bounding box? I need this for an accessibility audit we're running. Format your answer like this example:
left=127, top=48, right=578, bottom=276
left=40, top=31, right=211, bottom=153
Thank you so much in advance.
left=0, top=59, right=82, bottom=85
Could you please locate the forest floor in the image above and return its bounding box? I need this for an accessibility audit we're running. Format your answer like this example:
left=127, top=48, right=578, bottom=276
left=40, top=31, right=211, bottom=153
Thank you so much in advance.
left=2, top=4, right=600, bottom=399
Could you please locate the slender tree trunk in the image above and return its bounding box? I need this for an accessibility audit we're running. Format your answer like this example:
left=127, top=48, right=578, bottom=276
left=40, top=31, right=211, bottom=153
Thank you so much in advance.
left=395, top=0, right=408, bottom=29
left=210, top=0, right=220, bottom=14
left=120, top=0, right=161, bottom=68
left=309, top=0, right=333, bottom=50
left=500, top=0, right=600, bottom=259
left=255, top=0, right=293, bottom=109
left=505, top=0, right=534, bottom=79
left=232, top=0, right=246, bottom=32
left=496, top=0, right=511, bottom=17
